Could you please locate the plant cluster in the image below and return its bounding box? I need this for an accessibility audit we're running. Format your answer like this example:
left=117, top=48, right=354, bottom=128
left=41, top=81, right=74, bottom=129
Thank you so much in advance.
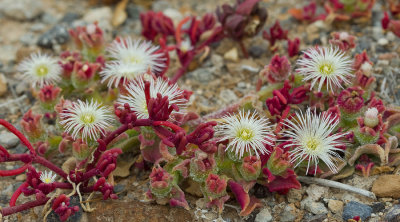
left=1, top=0, right=400, bottom=221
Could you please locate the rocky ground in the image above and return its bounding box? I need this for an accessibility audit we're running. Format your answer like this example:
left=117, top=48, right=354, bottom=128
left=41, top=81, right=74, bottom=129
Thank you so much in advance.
left=1, top=0, right=400, bottom=221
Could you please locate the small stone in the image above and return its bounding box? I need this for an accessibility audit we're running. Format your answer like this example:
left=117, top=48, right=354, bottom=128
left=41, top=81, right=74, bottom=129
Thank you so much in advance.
left=0, top=73, right=7, bottom=97
left=372, top=175, right=400, bottom=198
left=255, top=208, right=272, bottom=222
left=186, top=67, right=214, bottom=83
left=163, top=8, right=183, bottom=25
left=304, top=214, right=327, bottom=222
left=249, top=45, right=265, bottom=58
left=30, top=23, right=47, bottom=32
left=37, top=25, right=70, bottom=49
left=15, top=174, right=26, bottom=181
left=41, top=12, right=58, bottom=25
left=15, top=81, right=29, bottom=95
left=328, top=199, right=343, bottom=214
left=280, top=204, right=297, bottom=222
left=126, top=3, right=145, bottom=20
left=0, top=0, right=43, bottom=21
left=20, top=32, right=37, bottom=46
left=219, top=89, right=238, bottom=104
left=301, top=197, right=328, bottom=215
left=113, top=184, right=125, bottom=193
left=60, top=12, right=81, bottom=25
left=378, top=38, right=389, bottom=46
left=83, top=7, right=112, bottom=32
left=0, top=131, right=20, bottom=148
left=385, top=205, right=400, bottom=222
left=371, top=202, right=385, bottom=213
left=306, top=184, right=328, bottom=201
left=342, top=201, right=372, bottom=221
left=287, top=188, right=303, bottom=203
left=224, top=48, right=239, bottom=62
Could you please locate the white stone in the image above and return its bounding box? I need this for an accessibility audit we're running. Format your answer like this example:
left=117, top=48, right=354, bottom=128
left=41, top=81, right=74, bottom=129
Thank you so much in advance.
left=255, top=208, right=272, bottom=222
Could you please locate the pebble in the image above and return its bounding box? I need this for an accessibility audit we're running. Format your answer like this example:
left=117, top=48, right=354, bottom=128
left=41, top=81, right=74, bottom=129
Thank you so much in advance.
left=328, top=199, right=343, bottom=214
left=0, top=131, right=20, bottom=148
left=20, top=32, right=37, bottom=46
left=186, top=67, right=215, bottom=83
left=0, top=73, right=7, bottom=97
left=126, top=3, right=145, bottom=20
left=306, top=184, right=328, bottom=201
left=163, top=8, right=183, bottom=26
left=342, top=201, right=372, bottom=221
left=301, top=197, right=328, bottom=215
left=37, top=25, right=70, bottom=49
left=378, top=38, right=389, bottom=46
left=287, top=188, right=303, bottom=203
left=219, top=89, right=238, bottom=104
left=15, top=81, right=29, bottom=95
left=59, top=12, right=81, bottom=25
left=385, top=205, right=400, bottom=222
left=30, top=23, right=47, bottom=32
left=0, top=0, right=43, bottom=21
left=255, top=208, right=272, bottom=222
left=249, top=45, right=265, bottom=58
left=280, top=204, right=297, bottom=222
left=304, top=213, right=327, bottom=222
left=41, top=12, right=58, bottom=25
left=224, top=48, right=239, bottom=62
left=372, top=175, right=400, bottom=198
left=83, top=7, right=113, bottom=32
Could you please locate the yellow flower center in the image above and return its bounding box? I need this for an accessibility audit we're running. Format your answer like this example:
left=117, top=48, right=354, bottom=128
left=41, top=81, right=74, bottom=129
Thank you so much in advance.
left=36, top=65, right=49, bottom=77
left=237, top=128, right=254, bottom=141
left=319, top=63, right=334, bottom=75
left=306, top=137, right=320, bottom=151
left=44, top=178, right=52, bottom=184
left=81, top=114, right=95, bottom=124
left=125, top=56, right=142, bottom=64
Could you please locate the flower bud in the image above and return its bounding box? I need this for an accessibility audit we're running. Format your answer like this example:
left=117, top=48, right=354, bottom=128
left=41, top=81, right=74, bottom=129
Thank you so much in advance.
left=239, top=156, right=261, bottom=181
left=364, top=108, right=379, bottom=128
left=20, top=109, right=44, bottom=141
left=71, top=61, right=100, bottom=89
left=189, top=150, right=217, bottom=182
left=337, top=87, right=364, bottom=123
left=72, top=139, right=93, bottom=161
left=149, top=166, right=173, bottom=198
left=260, top=54, right=291, bottom=84
left=266, top=147, right=290, bottom=176
left=201, top=173, right=227, bottom=200
left=38, top=85, right=61, bottom=111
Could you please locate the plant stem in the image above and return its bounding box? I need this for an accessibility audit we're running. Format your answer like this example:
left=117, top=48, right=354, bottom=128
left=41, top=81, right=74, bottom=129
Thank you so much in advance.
left=35, top=156, right=68, bottom=179
left=297, top=176, right=377, bottom=200
left=1, top=197, right=50, bottom=216
left=239, top=40, right=249, bottom=59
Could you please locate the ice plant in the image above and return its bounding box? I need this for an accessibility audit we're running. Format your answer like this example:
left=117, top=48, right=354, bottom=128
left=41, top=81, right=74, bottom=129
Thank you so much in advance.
left=101, top=38, right=164, bottom=88
left=216, top=110, right=275, bottom=159
left=117, top=77, right=187, bottom=119
left=39, top=170, right=56, bottom=184
left=18, top=52, right=62, bottom=87
left=297, top=46, right=353, bottom=92
left=282, top=108, right=346, bottom=174
left=59, top=99, right=113, bottom=141
left=263, top=20, right=288, bottom=47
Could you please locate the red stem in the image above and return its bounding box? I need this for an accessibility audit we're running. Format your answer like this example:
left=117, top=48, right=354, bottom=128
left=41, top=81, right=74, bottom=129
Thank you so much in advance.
left=9, top=182, right=29, bottom=206
left=175, top=17, right=191, bottom=46
left=153, top=121, right=183, bottom=132
left=35, top=156, right=68, bottom=179
left=0, top=119, right=36, bottom=155
left=1, top=197, right=50, bottom=216
left=0, top=164, right=28, bottom=176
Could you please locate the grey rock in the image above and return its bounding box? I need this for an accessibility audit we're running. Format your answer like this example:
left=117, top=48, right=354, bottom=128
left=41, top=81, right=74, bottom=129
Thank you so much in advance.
left=303, top=214, right=327, bottom=222
left=186, top=67, right=214, bottom=83
left=15, top=81, right=29, bottom=95
left=219, top=89, right=238, bottom=104
left=30, top=23, right=47, bottom=32
left=127, top=3, right=145, bottom=20
left=280, top=205, right=296, bottom=222
left=0, top=131, right=19, bottom=148
left=83, top=7, right=112, bottom=32
left=371, top=202, right=385, bottom=213
left=255, top=208, right=272, bottom=222
left=37, top=25, right=70, bottom=49
left=301, top=197, right=328, bottom=215
left=60, top=12, right=81, bottom=25
left=41, top=12, right=58, bottom=25
left=20, top=32, right=37, bottom=46
left=249, top=45, right=265, bottom=58
left=385, top=205, right=400, bottom=222
left=342, top=201, right=372, bottom=221
left=152, top=1, right=170, bottom=11
left=0, top=0, right=43, bottom=21
left=113, top=184, right=125, bottom=193
left=306, top=184, right=328, bottom=201
left=287, top=188, right=303, bottom=203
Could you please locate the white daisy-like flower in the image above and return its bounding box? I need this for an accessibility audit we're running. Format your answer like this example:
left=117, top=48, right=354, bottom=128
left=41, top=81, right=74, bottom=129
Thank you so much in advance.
left=179, top=38, right=193, bottom=52
left=216, top=110, right=275, bottom=159
left=282, top=108, right=346, bottom=175
left=18, top=52, right=62, bottom=87
left=117, top=77, right=187, bottom=119
left=40, top=170, right=56, bottom=184
left=59, top=100, right=113, bottom=141
left=297, top=46, right=353, bottom=92
left=100, top=38, right=165, bottom=88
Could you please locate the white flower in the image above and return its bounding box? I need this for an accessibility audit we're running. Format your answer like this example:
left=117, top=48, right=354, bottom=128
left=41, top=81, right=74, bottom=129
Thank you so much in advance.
left=40, top=170, right=56, bottom=184
left=18, top=52, right=62, bottom=87
left=179, top=38, right=193, bottom=52
left=117, top=76, right=187, bottom=119
left=297, top=46, right=353, bottom=92
left=216, top=110, right=275, bottom=159
left=101, top=38, right=165, bottom=88
left=282, top=108, right=346, bottom=175
left=60, top=100, right=113, bottom=141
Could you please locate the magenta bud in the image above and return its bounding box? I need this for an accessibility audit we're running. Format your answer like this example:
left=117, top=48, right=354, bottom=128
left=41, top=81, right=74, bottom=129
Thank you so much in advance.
left=189, top=150, right=217, bottom=182
left=38, top=85, right=61, bottom=110
left=202, top=173, right=227, bottom=200
left=260, top=54, right=291, bottom=84
left=20, top=109, right=44, bottom=141
left=239, top=156, right=261, bottom=181
left=337, top=86, right=364, bottom=115
left=329, top=32, right=357, bottom=52
left=266, top=147, right=290, bottom=176
left=149, top=166, right=173, bottom=198
left=72, top=139, right=92, bottom=161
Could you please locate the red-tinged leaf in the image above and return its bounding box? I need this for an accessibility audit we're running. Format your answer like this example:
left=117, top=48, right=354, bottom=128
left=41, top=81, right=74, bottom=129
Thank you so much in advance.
left=236, top=0, right=260, bottom=15
left=266, top=169, right=301, bottom=194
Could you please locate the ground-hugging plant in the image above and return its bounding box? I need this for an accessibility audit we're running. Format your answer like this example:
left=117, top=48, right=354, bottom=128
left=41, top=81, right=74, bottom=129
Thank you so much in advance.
left=1, top=1, right=400, bottom=221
